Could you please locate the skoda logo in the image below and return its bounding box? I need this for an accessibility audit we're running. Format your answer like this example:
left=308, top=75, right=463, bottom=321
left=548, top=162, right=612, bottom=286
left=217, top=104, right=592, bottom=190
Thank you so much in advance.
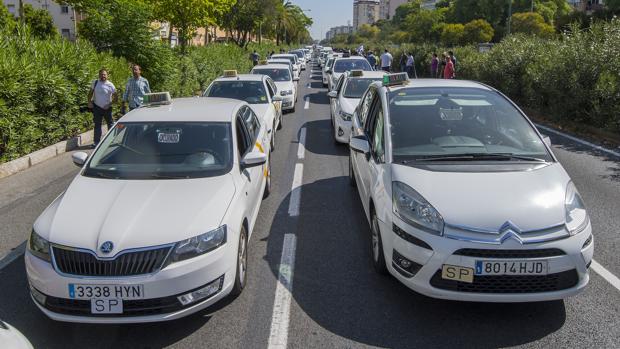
left=100, top=241, right=114, bottom=254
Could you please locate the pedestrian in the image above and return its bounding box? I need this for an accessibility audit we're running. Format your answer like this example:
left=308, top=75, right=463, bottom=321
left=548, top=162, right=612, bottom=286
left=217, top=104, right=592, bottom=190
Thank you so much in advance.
left=122, top=64, right=151, bottom=114
left=399, top=52, right=407, bottom=73
left=406, top=52, right=416, bottom=78
left=439, top=54, right=447, bottom=78
left=448, top=50, right=457, bottom=73
left=367, top=51, right=377, bottom=70
left=250, top=50, right=260, bottom=66
left=380, top=49, right=393, bottom=72
left=431, top=53, right=439, bottom=78
left=87, top=68, right=117, bottom=148
left=443, top=53, right=455, bottom=79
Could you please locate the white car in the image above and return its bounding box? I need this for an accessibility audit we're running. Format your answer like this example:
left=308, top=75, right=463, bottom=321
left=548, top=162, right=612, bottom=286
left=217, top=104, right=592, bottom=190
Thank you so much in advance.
left=268, top=59, right=299, bottom=82
left=322, top=56, right=335, bottom=88
left=270, top=54, right=301, bottom=77
left=289, top=50, right=306, bottom=71
left=251, top=64, right=297, bottom=113
left=349, top=74, right=593, bottom=302
left=328, top=70, right=385, bottom=143
left=26, top=94, right=273, bottom=323
left=327, top=57, right=373, bottom=91
left=204, top=71, right=282, bottom=151
left=0, top=320, right=33, bottom=349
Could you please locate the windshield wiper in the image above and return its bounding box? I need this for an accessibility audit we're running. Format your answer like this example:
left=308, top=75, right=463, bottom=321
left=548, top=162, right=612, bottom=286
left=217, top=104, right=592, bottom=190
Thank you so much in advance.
left=149, top=173, right=190, bottom=179
left=88, top=171, right=118, bottom=179
left=412, top=153, right=548, bottom=162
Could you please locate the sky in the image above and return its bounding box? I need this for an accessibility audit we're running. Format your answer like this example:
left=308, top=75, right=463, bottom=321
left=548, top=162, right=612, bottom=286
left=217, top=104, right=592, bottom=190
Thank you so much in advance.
left=289, top=0, right=353, bottom=40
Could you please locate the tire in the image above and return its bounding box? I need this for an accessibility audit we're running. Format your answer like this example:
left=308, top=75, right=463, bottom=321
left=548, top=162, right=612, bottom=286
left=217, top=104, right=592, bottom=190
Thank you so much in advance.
left=349, top=155, right=356, bottom=187
left=371, top=211, right=388, bottom=275
left=231, top=225, right=248, bottom=296
left=277, top=114, right=283, bottom=130
left=291, top=106, right=296, bottom=113
left=263, top=159, right=272, bottom=199
left=271, top=124, right=276, bottom=152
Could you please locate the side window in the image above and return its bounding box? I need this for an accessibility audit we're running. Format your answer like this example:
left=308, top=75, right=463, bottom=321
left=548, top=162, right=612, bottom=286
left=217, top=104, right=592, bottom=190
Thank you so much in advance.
left=336, top=76, right=345, bottom=92
left=372, top=109, right=385, bottom=163
left=236, top=116, right=252, bottom=157
left=241, top=107, right=260, bottom=141
left=359, top=88, right=376, bottom=125
left=266, top=79, right=275, bottom=99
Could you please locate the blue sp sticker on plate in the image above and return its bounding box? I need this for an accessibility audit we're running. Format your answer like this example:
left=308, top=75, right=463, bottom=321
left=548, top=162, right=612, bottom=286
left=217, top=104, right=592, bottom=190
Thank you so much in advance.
left=157, top=128, right=181, bottom=143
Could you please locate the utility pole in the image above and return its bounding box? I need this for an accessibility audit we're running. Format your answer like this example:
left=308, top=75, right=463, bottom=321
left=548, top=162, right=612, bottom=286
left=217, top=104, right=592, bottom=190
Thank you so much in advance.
left=531, top=0, right=534, bottom=12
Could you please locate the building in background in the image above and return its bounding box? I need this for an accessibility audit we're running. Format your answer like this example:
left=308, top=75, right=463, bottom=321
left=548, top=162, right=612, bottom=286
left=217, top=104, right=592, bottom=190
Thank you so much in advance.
left=420, top=0, right=438, bottom=9
left=379, top=0, right=408, bottom=20
left=568, top=0, right=606, bottom=13
left=353, top=0, right=381, bottom=29
left=326, top=24, right=354, bottom=41
left=3, top=0, right=83, bottom=40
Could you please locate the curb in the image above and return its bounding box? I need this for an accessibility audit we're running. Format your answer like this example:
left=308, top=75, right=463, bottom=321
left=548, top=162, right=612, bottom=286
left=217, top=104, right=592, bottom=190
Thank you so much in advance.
left=0, top=129, right=96, bottom=180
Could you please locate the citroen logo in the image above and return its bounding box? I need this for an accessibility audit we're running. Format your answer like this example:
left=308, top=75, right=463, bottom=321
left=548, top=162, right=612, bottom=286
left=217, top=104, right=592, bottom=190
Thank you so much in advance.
left=100, top=241, right=114, bottom=254
left=498, top=221, right=523, bottom=244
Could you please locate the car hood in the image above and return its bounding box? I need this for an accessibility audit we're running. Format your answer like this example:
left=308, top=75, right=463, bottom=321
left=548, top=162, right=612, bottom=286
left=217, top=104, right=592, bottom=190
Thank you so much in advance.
left=249, top=103, right=270, bottom=117
left=34, top=174, right=235, bottom=257
left=391, top=163, right=570, bottom=232
left=340, top=97, right=360, bottom=114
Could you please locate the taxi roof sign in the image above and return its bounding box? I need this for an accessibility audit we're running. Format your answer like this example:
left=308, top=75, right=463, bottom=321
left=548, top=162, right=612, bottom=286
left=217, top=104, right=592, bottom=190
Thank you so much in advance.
left=350, top=70, right=364, bottom=77
left=223, top=70, right=238, bottom=78
left=382, top=73, right=409, bottom=87
left=143, top=92, right=171, bottom=107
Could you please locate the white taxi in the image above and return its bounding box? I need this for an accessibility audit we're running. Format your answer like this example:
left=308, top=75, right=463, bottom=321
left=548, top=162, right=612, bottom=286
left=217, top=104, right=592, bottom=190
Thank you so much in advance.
left=251, top=64, right=298, bottom=113
left=26, top=93, right=273, bottom=323
left=271, top=54, right=301, bottom=77
left=328, top=70, right=385, bottom=143
left=204, top=71, right=282, bottom=151
left=327, top=57, right=373, bottom=91
left=268, top=59, right=299, bottom=82
left=349, top=74, right=593, bottom=302
left=322, top=56, right=335, bottom=88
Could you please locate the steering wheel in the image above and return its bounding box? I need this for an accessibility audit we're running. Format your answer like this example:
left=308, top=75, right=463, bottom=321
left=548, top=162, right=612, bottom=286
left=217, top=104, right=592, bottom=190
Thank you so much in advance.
left=191, top=149, right=223, bottom=164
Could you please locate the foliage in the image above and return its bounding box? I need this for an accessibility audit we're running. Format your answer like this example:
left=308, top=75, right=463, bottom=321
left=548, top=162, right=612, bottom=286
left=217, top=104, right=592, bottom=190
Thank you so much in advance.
left=440, top=23, right=465, bottom=46
left=511, top=12, right=555, bottom=38
left=357, top=24, right=380, bottom=41
left=463, top=19, right=494, bottom=43
left=0, top=3, right=16, bottom=32
left=403, top=9, right=445, bottom=43
left=23, top=4, right=58, bottom=39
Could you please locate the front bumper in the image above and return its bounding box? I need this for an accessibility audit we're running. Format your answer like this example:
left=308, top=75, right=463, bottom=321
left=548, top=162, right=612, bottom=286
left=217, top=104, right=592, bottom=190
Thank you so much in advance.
left=379, top=215, right=593, bottom=302
left=281, top=95, right=295, bottom=110
left=25, top=242, right=236, bottom=323
left=333, top=117, right=352, bottom=143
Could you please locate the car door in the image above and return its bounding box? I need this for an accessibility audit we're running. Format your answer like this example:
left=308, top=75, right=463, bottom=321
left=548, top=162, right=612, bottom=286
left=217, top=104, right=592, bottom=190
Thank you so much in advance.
left=265, top=78, right=281, bottom=129
left=355, top=92, right=383, bottom=214
left=351, top=86, right=376, bottom=184
left=331, top=75, right=346, bottom=122
left=238, top=106, right=266, bottom=217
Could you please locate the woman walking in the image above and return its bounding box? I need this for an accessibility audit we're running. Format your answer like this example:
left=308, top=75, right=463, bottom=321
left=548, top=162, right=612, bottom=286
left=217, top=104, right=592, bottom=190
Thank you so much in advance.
left=443, top=53, right=455, bottom=79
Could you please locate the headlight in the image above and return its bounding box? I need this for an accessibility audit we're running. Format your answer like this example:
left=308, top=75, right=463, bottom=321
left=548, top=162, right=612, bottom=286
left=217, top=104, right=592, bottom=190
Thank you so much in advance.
left=565, top=182, right=589, bottom=235
left=28, top=230, right=51, bottom=262
left=280, top=90, right=293, bottom=96
left=392, top=182, right=444, bottom=235
left=339, top=111, right=352, bottom=121
left=168, top=225, right=227, bottom=264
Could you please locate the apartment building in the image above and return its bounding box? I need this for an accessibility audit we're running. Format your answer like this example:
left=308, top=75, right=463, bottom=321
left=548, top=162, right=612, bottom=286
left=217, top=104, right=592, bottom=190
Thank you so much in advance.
left=326, top=25, right=354, bottom=41
left=353, top=0, right=381, bottom=29
left=3, top=0, right=82, bottom=40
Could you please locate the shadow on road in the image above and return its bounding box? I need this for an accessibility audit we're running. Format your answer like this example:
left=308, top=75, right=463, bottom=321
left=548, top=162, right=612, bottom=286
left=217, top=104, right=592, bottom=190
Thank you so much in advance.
left=300, top=120, right=350, bottom=157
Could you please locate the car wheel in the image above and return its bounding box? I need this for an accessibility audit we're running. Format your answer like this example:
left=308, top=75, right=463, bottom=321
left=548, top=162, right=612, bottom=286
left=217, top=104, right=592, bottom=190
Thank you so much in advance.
left=271, top=125, right=276, bottom=152
left=349, top=155, right=356, bottom=187
left=371, top=211, right=388, bottom=275
left=231, top=225, right=248, bottom=296
left=263, top=159, right=272, bottom=199
left=277, top=114, right=283, bottom=130
left=291, top=106, right=296, bottom=113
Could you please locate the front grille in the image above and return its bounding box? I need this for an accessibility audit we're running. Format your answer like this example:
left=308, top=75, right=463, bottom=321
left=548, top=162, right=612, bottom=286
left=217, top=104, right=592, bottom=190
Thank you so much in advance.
left=44, top=295, right=183, bottom=317
left=52, top=246, right=171, bottom=277
left=454, top=248, right=565, bottom=259
left=430, top=269, right=579, bottom=294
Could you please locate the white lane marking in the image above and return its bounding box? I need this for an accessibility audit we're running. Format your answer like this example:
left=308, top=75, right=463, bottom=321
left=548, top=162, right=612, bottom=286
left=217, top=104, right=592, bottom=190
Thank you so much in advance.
left=297, top=128, right=306, bottom=160
left=591, top=259, right=620, bottom=292
left=287, top=164, right=303, bottom=217
left=536, top=124, right=620, bottom=158
left=0, top=241, right=26, bottom=271
left=304, top=96, right=310, bottom=110
left=268, top=234, right=297, bottom=349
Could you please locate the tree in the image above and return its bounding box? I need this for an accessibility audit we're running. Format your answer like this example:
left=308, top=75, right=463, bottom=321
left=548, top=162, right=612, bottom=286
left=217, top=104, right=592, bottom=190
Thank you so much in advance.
left=511, top=12, right=555, bottom=38
left=151, top=0, right=235, bottom=52
left=403, top=9, right=444, bottom=43
left=23, top=4, right=57, bottom=38
left=220, top=0, right=271, bottom=47
left=357, top=24, right=380, bottom=40
left=607, top=0, right=620, bottom=13
left=440, top=23, right=465, bottom=46
left=463, top=19, right=494, bottom=43
left=0, top=3, right=16, bottom=32
left=392, top=0, right=421, bottom=26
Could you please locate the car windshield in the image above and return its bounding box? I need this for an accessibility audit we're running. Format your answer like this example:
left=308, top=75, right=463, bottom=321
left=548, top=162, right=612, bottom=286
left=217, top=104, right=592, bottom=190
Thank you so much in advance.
left=389, top=87, right=553, bottom=162
left=273, top=55, right=296, bottom=64
left=326, top=58, right=335, bottom=69
left=204, top=81, right=268, bottom=104
left=333, top=59, right=372, bottom=73
left=291, top=51, right=304, bottom=59
left=84, top=122, right=233, bottom=179
left=343, top=78, right=382, bottom=99
left=252, top=68, right=291, bottom=82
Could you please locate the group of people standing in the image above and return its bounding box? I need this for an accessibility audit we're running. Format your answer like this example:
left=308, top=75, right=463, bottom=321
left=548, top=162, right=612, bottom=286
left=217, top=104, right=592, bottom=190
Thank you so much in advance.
left=363, top=48, right=457, bottom=80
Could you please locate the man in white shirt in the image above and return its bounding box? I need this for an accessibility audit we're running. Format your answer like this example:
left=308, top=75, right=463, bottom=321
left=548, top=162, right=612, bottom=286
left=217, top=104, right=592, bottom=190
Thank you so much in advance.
left=406, top=52, right=416, bottom=78
left=87, top=69, right=117, bottom=147
left=380, top=49, right=393, bottom=72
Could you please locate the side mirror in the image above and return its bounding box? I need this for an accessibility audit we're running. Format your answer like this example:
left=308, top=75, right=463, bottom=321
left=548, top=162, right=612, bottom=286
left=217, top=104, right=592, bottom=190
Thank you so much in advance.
left=272, top=95, right=283, bottom=102
left=350, top=135, right=370, bottom=154
left=543, top=135, right=551, bottom=147
left=326, top=69, right=332, bottom=74
left=241, top=151, right=267, bottom=169
left=327, top=91, right=338, bottom=98
left=72, top=151, right=89, bottom=167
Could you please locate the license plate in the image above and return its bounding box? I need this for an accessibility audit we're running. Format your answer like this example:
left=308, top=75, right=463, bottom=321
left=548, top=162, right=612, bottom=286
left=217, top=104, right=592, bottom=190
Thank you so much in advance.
left=91, top=299, right=123, bottom=314
left=157, top=132, right=180, bottom=143
left=442, top=264, right=474, bottom=283
left=68, top=284, right=144, bottom=300
left=475, top=260, right=548, bottom=276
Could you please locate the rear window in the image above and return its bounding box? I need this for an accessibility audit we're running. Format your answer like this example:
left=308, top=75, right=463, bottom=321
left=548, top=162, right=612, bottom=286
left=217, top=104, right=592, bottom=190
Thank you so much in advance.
left=252, top=68, right=291, bottom=82
left=204, top=81, right=268, bottom=104
left=333, top=59, right=372, bottom=73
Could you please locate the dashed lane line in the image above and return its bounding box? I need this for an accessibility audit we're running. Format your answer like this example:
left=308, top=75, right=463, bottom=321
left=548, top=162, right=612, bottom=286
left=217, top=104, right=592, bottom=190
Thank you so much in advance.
left=287, top=164, right=303, bottom=217
left=591, top=260, right=620, bottom=292
left=0, top=241, right=26, bottom=270
left=304, top=96, right=310, bottom=110
left=297, top=128, right=306, bottom=160
left=536, top=124, right=620, bottom=158
left=267, top=234, right=297, bottom=349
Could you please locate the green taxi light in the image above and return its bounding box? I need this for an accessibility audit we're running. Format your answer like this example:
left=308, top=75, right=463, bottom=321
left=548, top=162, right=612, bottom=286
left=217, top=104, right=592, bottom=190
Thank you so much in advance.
left=382, top=73, right=409, bottom=87
left=143, top=92, right=172, bottom=106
